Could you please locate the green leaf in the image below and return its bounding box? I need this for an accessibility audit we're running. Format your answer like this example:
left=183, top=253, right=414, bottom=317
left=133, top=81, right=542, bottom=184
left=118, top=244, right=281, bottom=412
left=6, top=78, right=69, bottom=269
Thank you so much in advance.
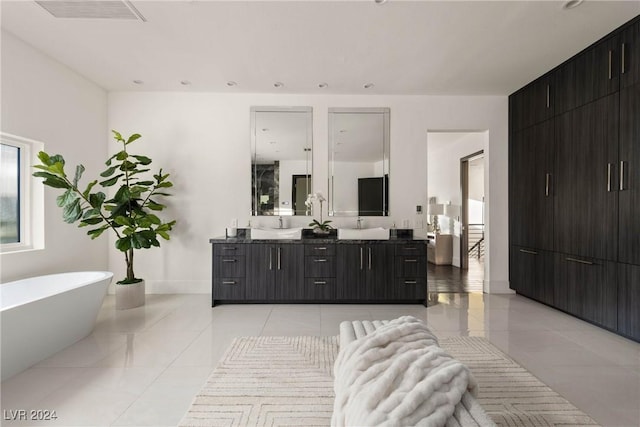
left=48, top=155, right=65, bottom=167
left=156, top=182, right=173, bottom=189
left=114, top=216, right=133, bottom=227
left=82, top=180, right=98, bottom=198
left=49, top=162, right=66, bottom=177
left=146, top=214, right=161, bottom=225
left=37, top=151, right=51, bottom=164
left=125, top=134, right=142, bottom=145
left=79, top=217, right=103, bottom=227
left=112, top=130, right=124, bottom=142
left=115, top=237, right=132, bottom=251
left=56, top=189, right=76, bottom=207
left=100, top=173, right=124, bottom=187
left=134, top=180, right=154, bottom=186
left=147, top=200, right=165, bottom=211
left=33, top=172, right=71, bottom=189
left=89, top=192, right=106, bottom=209
left=157, top=230, right=170, bottom=240
left=116, top=151, right=128, bottom=161
left=88, top=225, right=109, bottom=239
left=100, top=166, right=118, bottom=178
left=132, top=155, right=151, bottom=165
left=62, top=198, right=82, bottom=223
left=73, top=164, right=85, bottom=187
left=119, top=160, right=137, bottom=171
left=83, top=208, right=100, bottom=219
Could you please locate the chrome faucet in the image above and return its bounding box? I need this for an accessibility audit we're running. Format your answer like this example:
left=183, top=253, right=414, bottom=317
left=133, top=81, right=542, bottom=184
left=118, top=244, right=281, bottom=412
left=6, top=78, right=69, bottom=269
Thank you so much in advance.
left=356, top=217, right=362, bottom=229
left=278, top=216, right=283, bottom=229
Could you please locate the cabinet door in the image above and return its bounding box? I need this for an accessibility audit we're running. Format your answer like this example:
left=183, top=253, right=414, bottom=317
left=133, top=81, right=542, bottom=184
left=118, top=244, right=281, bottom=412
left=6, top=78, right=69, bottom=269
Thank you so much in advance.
left=618, top=263, right=640, bottom=341
left=366, top=244, right=394, bottom=300
left=554, top=94, right=619, bottom=260
left=618, top=83, right=640, bottom=265
left=336, top=245, right=364, bottom=300
left=510, top=119, right=554, bottom=251
left=274, top=244, right=304, bottom=300
left=246, top=243, right=274, bottom=300
left=575, top=36, right=620, bottom=107
left=621, top=20, right=640, bottom=89
left=553, top=61, right=576, bottom=115
left=556, top=254, right=617, bottom=330
left=509, top=246, right=553, bottom=305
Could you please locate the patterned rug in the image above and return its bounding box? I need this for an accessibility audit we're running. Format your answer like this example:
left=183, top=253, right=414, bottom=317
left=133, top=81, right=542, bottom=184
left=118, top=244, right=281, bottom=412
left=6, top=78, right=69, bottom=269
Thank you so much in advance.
left=179, top=336, right=599, bottom=427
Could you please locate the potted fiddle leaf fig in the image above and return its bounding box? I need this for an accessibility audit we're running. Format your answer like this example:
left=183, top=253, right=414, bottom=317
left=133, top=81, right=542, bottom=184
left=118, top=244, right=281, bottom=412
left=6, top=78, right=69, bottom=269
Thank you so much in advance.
left=33, top=130, right=176, bottom=309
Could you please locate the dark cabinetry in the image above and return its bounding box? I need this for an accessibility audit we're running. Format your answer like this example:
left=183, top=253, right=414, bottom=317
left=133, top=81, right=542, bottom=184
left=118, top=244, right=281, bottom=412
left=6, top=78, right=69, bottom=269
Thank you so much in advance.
left=303, top=243, right=336, bottom=300
left=336, top=243, right=394, bottom=300
left=509, top=15, right=640, bottom=342
left=394, top=243, right=427, bottom=300
left=246, top=243, right=304, bottom=300
left=212, top=243, right=246, bottom=302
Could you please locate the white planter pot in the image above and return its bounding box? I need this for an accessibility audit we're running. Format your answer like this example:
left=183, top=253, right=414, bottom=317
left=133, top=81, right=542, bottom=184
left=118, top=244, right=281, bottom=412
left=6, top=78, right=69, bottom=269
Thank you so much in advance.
left=115, top=280, right=145, bottom=310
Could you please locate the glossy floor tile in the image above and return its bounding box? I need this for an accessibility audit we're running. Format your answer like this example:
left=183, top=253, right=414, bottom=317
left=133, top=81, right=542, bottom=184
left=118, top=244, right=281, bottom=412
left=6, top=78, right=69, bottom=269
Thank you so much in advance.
left=1, top=293, right=638, bottom=426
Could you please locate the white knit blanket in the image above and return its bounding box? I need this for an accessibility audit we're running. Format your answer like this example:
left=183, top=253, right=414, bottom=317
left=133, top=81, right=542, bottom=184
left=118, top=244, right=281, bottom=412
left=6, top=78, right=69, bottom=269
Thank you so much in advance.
left=332, top=316, right=478, bottom=427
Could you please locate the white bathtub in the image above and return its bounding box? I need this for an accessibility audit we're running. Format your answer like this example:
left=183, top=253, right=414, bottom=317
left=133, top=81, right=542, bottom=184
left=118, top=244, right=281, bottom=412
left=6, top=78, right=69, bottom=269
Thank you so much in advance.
left=1, top=271, right=113, bottom=381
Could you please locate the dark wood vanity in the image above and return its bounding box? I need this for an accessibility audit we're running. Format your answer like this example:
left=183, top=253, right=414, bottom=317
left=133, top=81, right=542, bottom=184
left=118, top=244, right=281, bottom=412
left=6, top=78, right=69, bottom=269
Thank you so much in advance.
left=210, top=230, right=427, bottom=306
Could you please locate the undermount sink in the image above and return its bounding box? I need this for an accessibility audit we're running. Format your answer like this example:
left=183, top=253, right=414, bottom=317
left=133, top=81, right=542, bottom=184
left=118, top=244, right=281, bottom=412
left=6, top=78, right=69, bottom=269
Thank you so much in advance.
left=337, top=227, right=390, bottom=240
left=250, top=227, right=303, bottom=240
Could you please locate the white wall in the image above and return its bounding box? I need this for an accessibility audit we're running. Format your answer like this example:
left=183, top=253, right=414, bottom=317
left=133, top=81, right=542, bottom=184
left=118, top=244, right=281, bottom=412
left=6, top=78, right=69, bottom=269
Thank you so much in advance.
left=108, top=93, right=509, bottom=294
left=331, top=161, right=376, bottom=214
left=0, top=31, right=108, bottom=283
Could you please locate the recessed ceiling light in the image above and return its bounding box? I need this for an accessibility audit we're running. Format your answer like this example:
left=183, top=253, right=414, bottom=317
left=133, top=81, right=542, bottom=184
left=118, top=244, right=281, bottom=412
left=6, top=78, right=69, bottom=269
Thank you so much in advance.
left=262, top=128, right=269, bottom=132
left=133, top=79, right=144, bottom=85
left=180, top=80, right=191, bottom=86
left=339, top=129, right=347, bottom=133
left=562, top=0, right=584, bottom=9
left=274, top=82, right=284, bottom=88
left=318, top=82, right=328, bottom=88
left=269, top=141, right=277, bottom=144
left=226, top=81, right=237, bottom=87
left=363, top=83, right=375, bottom=89
left=374, top=0, right=388, bottom=4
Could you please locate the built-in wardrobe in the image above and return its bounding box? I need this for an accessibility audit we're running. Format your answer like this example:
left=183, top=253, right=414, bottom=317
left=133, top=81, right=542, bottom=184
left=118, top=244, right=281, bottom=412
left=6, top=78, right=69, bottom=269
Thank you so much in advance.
left=509, top=15, right=640, bottom=342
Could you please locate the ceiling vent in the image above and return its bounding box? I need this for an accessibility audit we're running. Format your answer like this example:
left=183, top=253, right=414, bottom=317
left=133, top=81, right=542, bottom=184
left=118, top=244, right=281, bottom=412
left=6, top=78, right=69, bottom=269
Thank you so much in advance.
left=35, top=1, right=146, bottom=21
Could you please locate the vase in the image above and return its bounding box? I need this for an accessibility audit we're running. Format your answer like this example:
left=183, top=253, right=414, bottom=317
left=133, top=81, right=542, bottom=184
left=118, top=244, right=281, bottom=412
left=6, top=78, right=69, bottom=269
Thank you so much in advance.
left=312, top=228, right=330, bottom=236
left=115, top=280, right=145, bottom=310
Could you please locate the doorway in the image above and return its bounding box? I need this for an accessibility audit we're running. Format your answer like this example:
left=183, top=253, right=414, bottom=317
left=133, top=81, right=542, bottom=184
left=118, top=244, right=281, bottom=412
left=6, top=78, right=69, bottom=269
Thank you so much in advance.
left=460, top=151, right=484, bottom=272
left=292, top=174, right=311, bottom=215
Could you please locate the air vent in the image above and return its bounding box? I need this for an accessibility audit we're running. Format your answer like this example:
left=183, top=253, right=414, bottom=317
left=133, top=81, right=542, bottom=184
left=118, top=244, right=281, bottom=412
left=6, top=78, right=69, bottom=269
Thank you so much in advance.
left=35, top=1, right=146, bottom=21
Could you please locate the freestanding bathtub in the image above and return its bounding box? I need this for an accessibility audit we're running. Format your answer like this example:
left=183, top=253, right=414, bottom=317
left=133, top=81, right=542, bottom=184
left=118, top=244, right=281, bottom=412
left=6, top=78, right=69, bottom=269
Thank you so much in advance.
left=1, top=271, right=113, bottom=381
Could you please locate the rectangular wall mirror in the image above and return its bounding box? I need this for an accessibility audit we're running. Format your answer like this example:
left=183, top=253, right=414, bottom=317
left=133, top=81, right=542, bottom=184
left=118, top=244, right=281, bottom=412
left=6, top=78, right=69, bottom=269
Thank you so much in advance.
left=328, top=107, right=390, bottom=217
left=251, top=106, right=313, bottom=216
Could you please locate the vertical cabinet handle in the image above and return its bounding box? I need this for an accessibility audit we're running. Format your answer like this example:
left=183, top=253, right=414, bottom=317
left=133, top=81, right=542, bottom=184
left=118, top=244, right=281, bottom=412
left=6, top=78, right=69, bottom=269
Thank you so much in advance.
left=621, top=43, right=626, bottom=74
left=608, top=50, right=613, bottom=80
left=546, top=84, right=550, bottom=108
left=368, top=248, right=372, bottom=270
left=545, top=173, right=550, bottom=197
left=269, top=248, right=272, bottom=270
left=360, top=247, right=364, bottom=270
left=519, top=249, right=538, bottom=255
left=314, top=281, right=327, bottom=285
left=620, top=161, right=626, bottom=191
left=277, top=247, right=281, bottom=270
left=607, top=163, right=613, bottom=192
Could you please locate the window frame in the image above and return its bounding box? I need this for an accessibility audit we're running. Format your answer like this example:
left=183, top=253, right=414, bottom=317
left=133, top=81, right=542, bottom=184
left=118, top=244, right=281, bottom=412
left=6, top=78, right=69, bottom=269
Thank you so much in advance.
left=0, top=133, right=44, bottom=253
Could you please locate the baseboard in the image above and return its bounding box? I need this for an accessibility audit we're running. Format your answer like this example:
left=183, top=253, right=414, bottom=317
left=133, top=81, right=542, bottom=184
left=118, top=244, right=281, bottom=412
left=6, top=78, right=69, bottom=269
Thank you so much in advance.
left=108, top=280, right=209, bottom=294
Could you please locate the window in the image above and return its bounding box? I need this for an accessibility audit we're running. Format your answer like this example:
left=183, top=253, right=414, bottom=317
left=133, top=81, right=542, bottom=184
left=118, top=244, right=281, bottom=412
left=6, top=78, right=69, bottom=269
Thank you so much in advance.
left=0, top=133, right=44, bottom=253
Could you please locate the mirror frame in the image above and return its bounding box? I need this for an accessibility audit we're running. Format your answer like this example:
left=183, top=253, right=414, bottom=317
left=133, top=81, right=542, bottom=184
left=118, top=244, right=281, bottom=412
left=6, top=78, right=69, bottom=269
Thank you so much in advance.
left=250, top=106, right=313, bottom=216
left=328, top=107, right=390, bottom=217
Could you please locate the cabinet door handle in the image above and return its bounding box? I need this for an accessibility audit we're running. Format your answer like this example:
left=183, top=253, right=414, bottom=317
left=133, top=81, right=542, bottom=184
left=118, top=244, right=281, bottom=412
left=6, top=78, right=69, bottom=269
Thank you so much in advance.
left=222, top=280, right=236, bottom=285
left=222, top=247, right=237, bottom=251
left=545, top=173, right=551, bottom=197
left=608, top=49, right=613, bottom=80
left=368, top=247, right=372, bottom=270
left=566, top=257, right=594, bottom=265
left=519, top=249, right=538, bottom=255
left=622, top=43, right=626, bottom=74
left=546, top=84, right=550, bottom=108
left=404, top=247, right=417, bottom=250
left=620, top=161, right=626, bottom=191
left=314, top=258, right=327, bottom=262
left=315, top=247, right=327, bottom=251
left=404, top=259, right=418, bottom=263
left=314, top=281, right=327, bottom=285
left=360, top=247, right=364, bottom=270
left=269, top=248, right=272, bottom=270
left=277, top=247, right=281, bottom=270
left=607, top=163, right=613, bottom=192
left=404, top=280, right=418, bottom=285
left=222, top=259, right=237, bottom=263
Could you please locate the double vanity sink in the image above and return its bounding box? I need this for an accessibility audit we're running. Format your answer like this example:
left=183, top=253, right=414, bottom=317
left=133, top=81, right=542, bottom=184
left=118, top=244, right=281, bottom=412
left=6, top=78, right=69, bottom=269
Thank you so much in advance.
left=249, top=227, right=391, bottom=240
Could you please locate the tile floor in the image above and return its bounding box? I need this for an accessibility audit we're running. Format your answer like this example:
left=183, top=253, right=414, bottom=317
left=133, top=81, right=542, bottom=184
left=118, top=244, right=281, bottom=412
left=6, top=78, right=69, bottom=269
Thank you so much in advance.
left=1, top=293, right=639, bottom=426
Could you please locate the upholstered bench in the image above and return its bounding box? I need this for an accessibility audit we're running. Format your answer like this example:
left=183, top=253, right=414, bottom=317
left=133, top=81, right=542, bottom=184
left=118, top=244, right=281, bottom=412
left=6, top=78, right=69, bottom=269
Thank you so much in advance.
left=335, top=317, right=495, bottom=427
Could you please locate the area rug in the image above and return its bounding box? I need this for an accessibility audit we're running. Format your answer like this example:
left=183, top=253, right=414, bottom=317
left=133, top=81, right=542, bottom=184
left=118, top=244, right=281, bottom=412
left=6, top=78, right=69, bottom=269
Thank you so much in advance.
left=179, top=335, right=598, bottom=427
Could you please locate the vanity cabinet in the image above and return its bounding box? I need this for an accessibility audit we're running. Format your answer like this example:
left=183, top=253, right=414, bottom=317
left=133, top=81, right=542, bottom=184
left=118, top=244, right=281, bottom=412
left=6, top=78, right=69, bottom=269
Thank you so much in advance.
left=246, top=243, right=304, bottom=300
left=510, top=246, right=554, bottom=306
left=303, top=243, right=336, bottom=300
left=394, top=243, right=427, bottom=300
left=212, top=243, right=246, bottom=303
left=336, top=243, right=394, bottom=300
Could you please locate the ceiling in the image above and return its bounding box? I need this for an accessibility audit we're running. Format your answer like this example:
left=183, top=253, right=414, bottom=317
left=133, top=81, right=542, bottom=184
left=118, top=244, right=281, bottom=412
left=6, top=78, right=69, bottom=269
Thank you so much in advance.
left=2, top=1, right=639, bottom=95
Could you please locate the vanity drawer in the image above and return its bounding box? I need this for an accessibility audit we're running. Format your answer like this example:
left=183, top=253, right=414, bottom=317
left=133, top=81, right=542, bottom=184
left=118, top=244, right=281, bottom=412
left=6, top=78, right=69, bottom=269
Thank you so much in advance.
left=395, top=244, right=426, bottom=256
left=395, top=256, right=426, bottom=277
left=395, top=277, right=427, bottom=300
left=214, top=244, right=246, bottom=256
left=305, top=256, right=336, bottom=277
left=305, top=244, right=336, bottom=256
left=304, top=278, right=336, bottom=300
left=213, top=277, right=245, bottom=300
left=214, top=255, right=246, bottom=277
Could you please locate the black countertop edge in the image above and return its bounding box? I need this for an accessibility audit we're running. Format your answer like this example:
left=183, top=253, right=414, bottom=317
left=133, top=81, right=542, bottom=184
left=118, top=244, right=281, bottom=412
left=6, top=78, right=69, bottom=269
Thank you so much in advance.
left=209, top=237, right=428, bottom=243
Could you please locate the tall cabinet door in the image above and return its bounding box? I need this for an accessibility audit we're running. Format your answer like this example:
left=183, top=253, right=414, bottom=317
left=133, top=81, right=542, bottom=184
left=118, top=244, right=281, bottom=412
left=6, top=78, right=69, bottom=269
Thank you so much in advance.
left=554, top=93, right=619, bottom=260
left=273, top=244, right=304, bottom=300
left=365, top=244, right=394, bottom=300
left=575, top=35, right=620, bottom=107
left=618, top=83, right=640, bottom=265
left=621, top=20, right=640, bottom=89
left=618, top=263, right=640, bottom=341
left=336, top=245, right=364, bottom=299
left=510, top=120, right=554, bottom=251
left=246, top=243, right=274, bottom=300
